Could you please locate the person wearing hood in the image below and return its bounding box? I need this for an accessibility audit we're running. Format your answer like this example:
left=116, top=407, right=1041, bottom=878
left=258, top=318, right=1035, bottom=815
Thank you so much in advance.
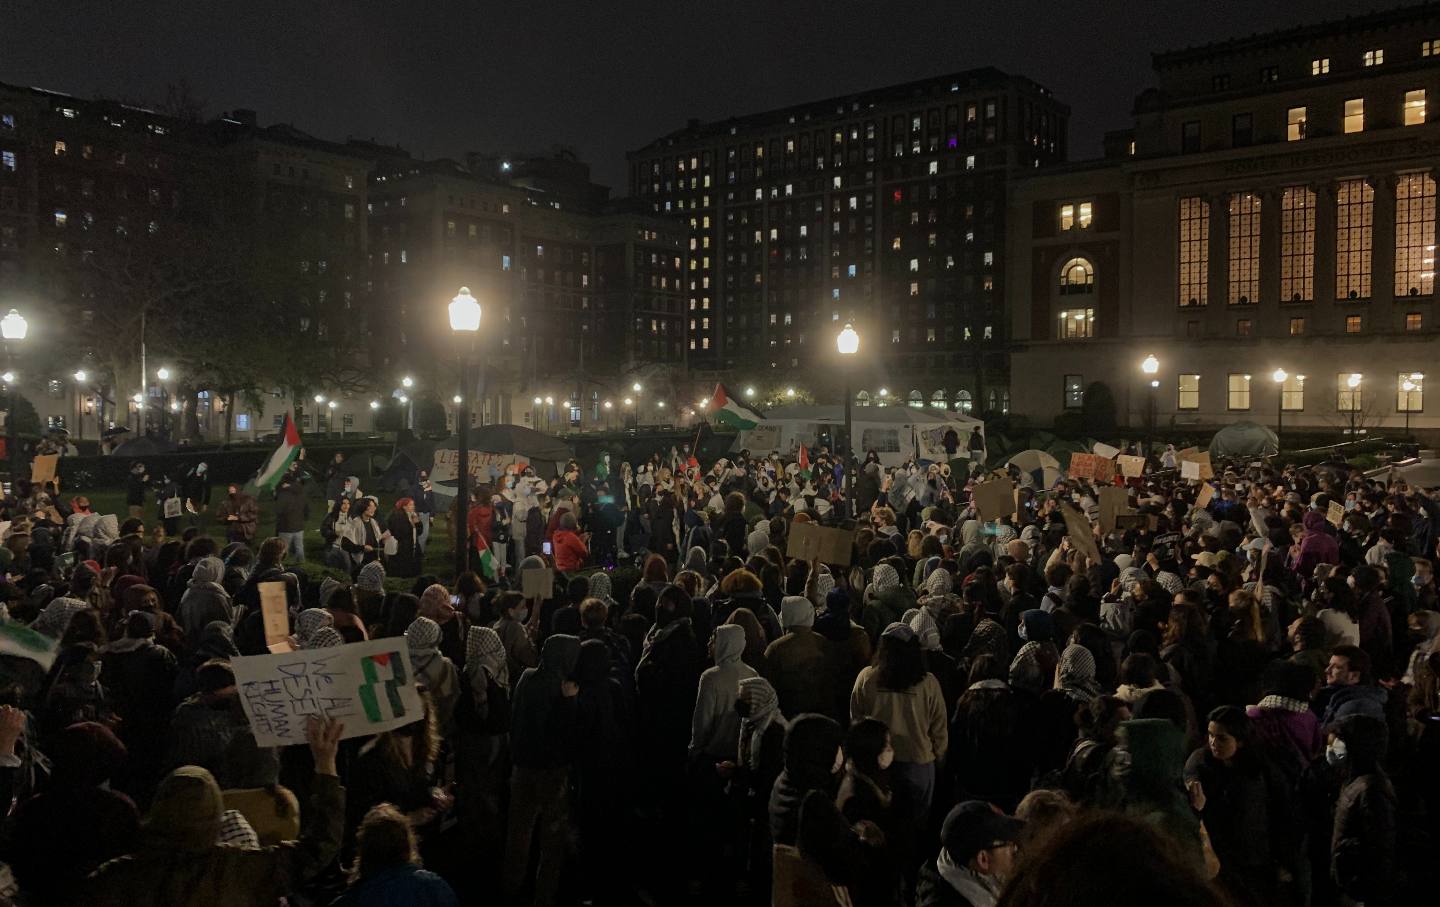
left=916, top=800, right=1024, bottom=907
left=406, top=617, right=460, bottom=735
left=763, top=595, right=835, bottom=719
left=1109, top=715, right=1204, bottom=872
left=83, top=715, right=345, bottom=907
left=949, top=655, right=1033, bottom=813
left=1292, top=510, right=1340, bottom=588
left=768, top=713, right=846, bottom=847
left=573, top=637, right=634, bottom=907
left=1327, top=714, right=1396, bottom=906
left=505, top=634, right=581, bottom=907
left=1031, top=644, right=1103, bottom=777
left=1008, top=609, right=1060, bottom=698
left=850, top=623, right=947, bottom=835
left=727, top=675, right=787, bottom=898
left=178, top=556, right=233, bottom=649
left=102, top=609, right=179, bottom=800
left=215, top=483, right=259, bottom=545
left=691, top=623, right=759, bottom=762
left=164, top=657, right=250, bottom=777
left=456, top=625, right=511, bottom=862
left=10, top=721, right=140, bottom=905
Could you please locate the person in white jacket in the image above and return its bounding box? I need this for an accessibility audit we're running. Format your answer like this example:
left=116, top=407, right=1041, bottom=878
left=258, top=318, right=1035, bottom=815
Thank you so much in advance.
left=689, top=624, right=758, bottom=762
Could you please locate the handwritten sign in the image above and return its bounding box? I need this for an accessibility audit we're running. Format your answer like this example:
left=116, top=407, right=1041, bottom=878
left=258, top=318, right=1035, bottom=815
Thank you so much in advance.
left=971, top=477, right=1016, bottom=522
left=1068, top=453, right=1100, bottom=480
left=231, top=639, right=423, bottom=747
left=30, top=454, right=58, bottom=486
left=522, top=567, right=555, bottom=600
left=1195, top=482, right=1216, bottom=510
left=1181, top=461, right=1201, bottom=481
left=259, top=581, right=291, bottom=652
left=1178, top=449, right=1214, bottom=480
left=1117, top=455, right=1146, bottom=479
left=1327, top=500, right=1345, bottom=528
left=786, top=520, right=855, bottom=566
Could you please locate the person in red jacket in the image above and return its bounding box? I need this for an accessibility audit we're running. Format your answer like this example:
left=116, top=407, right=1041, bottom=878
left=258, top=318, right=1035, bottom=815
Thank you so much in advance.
left=551, top=512, right=590, bottom=573
left=467, top=491, right=495, bottom=558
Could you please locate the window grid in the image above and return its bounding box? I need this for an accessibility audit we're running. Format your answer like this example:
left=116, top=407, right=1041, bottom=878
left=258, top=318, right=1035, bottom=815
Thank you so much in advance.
left=1063, top=375, right=1084, bottom=410
left=1407, top=312, right=1423, bottom=332
left=1177, top=374, right=1200, bottom=410
left=1228, top=193, right=1261, bottom=304
left=1394, top=172, right=1436, bottom=297
left=1282, top=375, right=1305, bottom=411
left=1178, top=197, right=1209, bottom=307
left=1059, top=257, right=1094, bottom=295
left=1344, top=98, right=1365, bottom=134
left=1405, top=89, right=1427, bottom=126
left=1287, top=107, right=1307, bottom=141
left=1335, top=179, right=1374, bottom=300
left=1227, top=374, right=1251, bottom=410
left=1398, top=373, right=1425, bottom=412
left=1338, top=374, right=1362, bottom=412
left=1281, top=187, right=1316, bottom=302
left=1346, top=315, right=1363, bottom=333
left=1058, top=308, right=1094, bottom=339
left=1289, top=317, right=1306, bottom=335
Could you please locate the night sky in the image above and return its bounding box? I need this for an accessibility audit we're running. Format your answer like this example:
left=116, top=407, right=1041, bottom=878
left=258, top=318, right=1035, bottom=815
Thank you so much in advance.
left=5, top=0, right=1387, bottom=191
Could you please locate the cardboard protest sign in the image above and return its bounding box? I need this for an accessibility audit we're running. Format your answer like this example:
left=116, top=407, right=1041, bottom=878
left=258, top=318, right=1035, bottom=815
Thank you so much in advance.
left=1092, top=442, right=1121, bottom=460
left=1195, top=482, right=1216, bottom=510
left=1327, top=500, right=1345, bottom=528
left=1117, top=455, right=1146, bottom=479
left=522, top=567, right=555, bottom=600
left=787, top=520, right=855, bottom=566
left=29, top=454, right=58, bottom=486
left=1181, top=461, right=1201, bottom=481
left=1178, top=449, right=1213, bottom=480
left=1097, top=486, right=1131, bottom=534
left=970, top=477, right=1016, bottom=522
left=232, top=639, right=423, bottom=747
left=259, top=581, right=291, bottom=652
left=1059, top=503, right=1101, bottom=566
left=1068, top=453, right=1097, bottom=480
left=1092, top=456, right=1117, bottom=483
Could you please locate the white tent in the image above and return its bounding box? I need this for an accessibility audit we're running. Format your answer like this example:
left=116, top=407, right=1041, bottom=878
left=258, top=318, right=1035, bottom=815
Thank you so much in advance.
left=731, top=404, right=984, bottom=467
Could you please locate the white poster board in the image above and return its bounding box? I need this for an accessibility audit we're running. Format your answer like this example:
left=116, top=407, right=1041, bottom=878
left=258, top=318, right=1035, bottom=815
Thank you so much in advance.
left=232, top=638, right=423, bottom=747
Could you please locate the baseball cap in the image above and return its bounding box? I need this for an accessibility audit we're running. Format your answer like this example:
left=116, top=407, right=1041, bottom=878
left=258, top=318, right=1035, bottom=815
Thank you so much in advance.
left=1193, top=551, right=1219, bottom=569
left=940, top=800, right=1025, bottom=864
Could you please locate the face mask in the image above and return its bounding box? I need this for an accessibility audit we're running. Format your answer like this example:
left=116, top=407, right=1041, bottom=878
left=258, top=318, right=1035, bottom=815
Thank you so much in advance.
left=1347, top=575, right=1356, bottom=589
left=1413, top=574, right=1427, bottom=588
left=1326, top=738, right=1348, bottom=766
left=877, top=746, right=894, bottom=770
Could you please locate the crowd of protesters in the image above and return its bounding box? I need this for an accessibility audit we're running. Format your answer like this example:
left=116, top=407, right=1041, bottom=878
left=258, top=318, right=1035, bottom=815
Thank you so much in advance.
left=0, top=438, right=1432, bottom=906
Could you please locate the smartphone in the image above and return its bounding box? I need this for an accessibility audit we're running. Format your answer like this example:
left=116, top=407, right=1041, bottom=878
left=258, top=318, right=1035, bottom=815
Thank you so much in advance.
left=542, top=541, right=553, bottom=556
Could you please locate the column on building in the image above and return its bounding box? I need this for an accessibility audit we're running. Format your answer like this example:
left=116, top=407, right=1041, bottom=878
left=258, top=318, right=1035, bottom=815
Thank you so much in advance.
left=1206, top=191, right=1228, bottom=337
left=1313, top=181, right=1338, bottom=334
left=1257, top=187, right=1283, bottom=335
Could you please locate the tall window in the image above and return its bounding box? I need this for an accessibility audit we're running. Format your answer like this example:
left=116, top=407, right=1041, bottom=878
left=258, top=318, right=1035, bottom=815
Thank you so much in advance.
left=1227, top=374, right=1251, bottom=410
left=1344, top=98, right=1365, bottom=134
left=1281, top=186, right=1316, bottom=302
left=1078, top=202, right=1093, bottom=228
left=1425, top=39, right=1440, bottom=57
left=1181, top=121, right=1201, bottom=153
left=1178, top=197, right=1209, bottom=306
left=1289, top=317, right=1306, bottom=335
left=1287, top=107, right=1307, bottom=141
left=1281, top=374, right=1305, bottom=411
left=1178, top=374, right=1200, bottom=411
left=1405, top=89, right=1427, bottom=126
left=1312, top=58, right=1330, bottom=75
left=1407, top=312, right=1424, bottom=331
left=1394, top=172, right=1436, bottom=297
left=1063, top=375, right=1084, bottom=409
left=1228, top=193, right=1261, bottom=304
left=1335, top=179, right=1374, bottom=300
left=1398, top=373, right=1424, bottom=412
left=1338, top=374, right=1363, bottom=412
left=1058, top=308, right=1094, bottom=339
left=1059, top=257, right=1094, bottom=295
left=1060, top=204, right=1074, bottom=230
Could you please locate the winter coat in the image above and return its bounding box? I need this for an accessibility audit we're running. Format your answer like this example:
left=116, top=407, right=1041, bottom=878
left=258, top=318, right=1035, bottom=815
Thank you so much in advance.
left=385, top=510, right=420, bottom=577
left=763, top=627, right=836, bottom=720
left=216, top=493, right=260, bottom=542
left=1333, top=771, right=1397, bottom=903
left=850, top=667, right=948, bottom=765
left=635, top=619, right=702, bottom=776
left=332, top=865, right=459, bottom=907
left=551, top=528, right=589, bottom=573
left=273, top=483, right=308, bottom=534
left=1184, top=747, right=1300, bottom=875
left=178, top=587, right=234, bottom=649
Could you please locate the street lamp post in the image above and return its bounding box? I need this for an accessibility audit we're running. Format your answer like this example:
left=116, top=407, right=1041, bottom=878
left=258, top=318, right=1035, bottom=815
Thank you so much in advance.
left=1402, top=373, right=1422, bottom=440
left=1, top=309, right=27, bottom=487
left=73, top=370, right=88, bottom=442
left=156, top=367, right=172, bottom=439
left=1272, top=368, right=1287, bottom=456
left=449, top=287, right=482, bottom=579
left=837, top=324, right=859, bottom=515
left=632, top=382, right=642, bottom=430
left=1347, top=373, right=1362, bottom=441
left=1140, top=354, right=1159, bottom=457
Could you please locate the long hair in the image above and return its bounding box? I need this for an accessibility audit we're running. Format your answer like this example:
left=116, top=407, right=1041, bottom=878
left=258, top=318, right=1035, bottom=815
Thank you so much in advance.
left=875, top=633, right=926, bottom=691
left=347, top=803, right=420, bottom=884
left=1161, top=603, right=1206, bottom=649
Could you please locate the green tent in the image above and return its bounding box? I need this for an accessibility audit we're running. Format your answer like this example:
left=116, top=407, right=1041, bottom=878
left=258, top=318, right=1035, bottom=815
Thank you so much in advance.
left=1208, top=421, right=1278, bottom=458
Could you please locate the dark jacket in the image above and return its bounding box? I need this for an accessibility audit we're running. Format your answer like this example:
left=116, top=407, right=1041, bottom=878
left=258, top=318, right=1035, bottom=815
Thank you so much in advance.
left=634, top=618, right=702, bottom=776
left=332, top=865, right=459, bottom=907
left=916, top=860, right=984, bottom=907
left=768, top=714, right=844, bottom=847
left=1183, top=746, right=1300, bottom=875
left=1331, top=716, right=1397, bottom=904
left=273, top=482, right=308, bottom=534
left=762, top=628, right=835, bottom=720
left=385, top=510, right=420, bottom=578
left=509, top=634, right=581, bottom=769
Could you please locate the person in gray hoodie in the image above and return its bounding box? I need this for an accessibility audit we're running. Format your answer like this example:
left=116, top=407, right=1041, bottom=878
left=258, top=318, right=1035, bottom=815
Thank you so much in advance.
left=690, top=624, right=758, bottom=762
left=178, top=556, right=234, bottom=649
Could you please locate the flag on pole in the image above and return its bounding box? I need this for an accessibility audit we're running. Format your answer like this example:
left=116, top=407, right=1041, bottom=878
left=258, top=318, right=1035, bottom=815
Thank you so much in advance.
left=708, top=384, right=764, bottom=430
left=250, top=412, right=303, bottom=494
left=797, top=443, right=811, bottom=479
left=475, top=534, right=498, bottom=581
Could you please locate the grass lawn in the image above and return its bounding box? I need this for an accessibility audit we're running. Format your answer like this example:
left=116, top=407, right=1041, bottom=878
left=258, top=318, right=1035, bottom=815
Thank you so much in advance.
left=69, top=486, right=461, bottom=591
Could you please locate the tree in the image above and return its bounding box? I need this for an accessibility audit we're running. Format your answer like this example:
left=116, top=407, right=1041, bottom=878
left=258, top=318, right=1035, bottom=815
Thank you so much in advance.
left=1081, top=381, right=1118, bottom=435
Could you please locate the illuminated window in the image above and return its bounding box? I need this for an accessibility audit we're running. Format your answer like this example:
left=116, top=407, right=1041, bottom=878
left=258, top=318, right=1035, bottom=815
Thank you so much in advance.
left=53, top=140, right=66, bottom=156
left=1227, top=374, right=1251, bottom=410
left=1399, top=373, right=1424, bottom=412
left=1344, top=98, right=1364, bottom=134
left=907, top=390, right=924, bottom=409
left=1059, top=258, right=1093, bottom=295
left=1178, top=197, right=1209, bottom=306
left=1405, top=89, right=1427, bottom=126
left=1289, top=317, right=1306, bottom=335
left=1407, top=312, right=1424, bottom=331
left=1336, top=179, right=1374, bottom=299
left=909, top=258, right=919, bottom=272
left=1177, top=374, right=1200, bottom=411
left=1078, top=202, right=1092, bottom=228
left=1312, top=57, right=1330, bottom=75
left=1058, top=308, right=1094, bottom=339
left=1063, top=375, right=1084, bottom=410
left=1338, top=374, right=1363, bottom=412
left=1228, top=193, right=1261, bottom=304
left=1395, top=172, right=1436, bottom=297
left=1282, top=374, right=1305, bottom=411
left=1346, top=315, right=1363, bottom=333
left=1363, top=48, right=1384, bottom=67
left=1425, top=39, right=1440, bottom=56
left=1236, top=319, right=1252, bottom=336
left=1060, top=204, right=1074, bottom=230
left=1287, top=107, right=1307, bottom=141
left=1280, top=187, right=1316, bottom=302
left=53, top=210, right=66, bottom=227
left=965, top=155, right=975, bottom=170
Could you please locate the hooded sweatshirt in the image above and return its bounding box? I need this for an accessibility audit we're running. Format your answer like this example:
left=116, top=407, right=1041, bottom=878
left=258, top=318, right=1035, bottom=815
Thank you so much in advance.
left=509, top=634, right=581, bottom=769
left=768, top=714, right=844, bottom=846
left=763, top=597, right=832, bottom=719
left=1294, top=511, right=1340, bottom=580
left=179, top=557, right=234, bottom=649
left=690, top=624, right=759, bottom=760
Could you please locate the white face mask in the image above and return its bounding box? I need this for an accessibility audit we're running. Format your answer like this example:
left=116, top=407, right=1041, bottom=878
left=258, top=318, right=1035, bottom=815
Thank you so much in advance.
left=1326, top=738, right=1348, bottom=766
left=877, top=744, right=894, bottom=770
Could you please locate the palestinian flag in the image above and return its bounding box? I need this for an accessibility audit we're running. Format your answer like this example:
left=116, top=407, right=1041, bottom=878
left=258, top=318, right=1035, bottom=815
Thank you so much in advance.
left=475, top=534, right=498, bottom=581
left=709, top=384, right=764, bottom=430
left=0, top=621, right=58, bottom=670
left=797, top=444, right=811, bottom=479
left=250, top=412, right=302, bottom=494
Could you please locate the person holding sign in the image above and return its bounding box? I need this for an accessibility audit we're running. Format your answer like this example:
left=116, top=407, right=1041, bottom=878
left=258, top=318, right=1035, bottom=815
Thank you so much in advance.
left=83, top=715, right=346, bottom=907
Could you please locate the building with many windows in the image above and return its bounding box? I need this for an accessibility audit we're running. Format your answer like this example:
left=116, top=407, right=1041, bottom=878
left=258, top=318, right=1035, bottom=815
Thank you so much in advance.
left=630, top=68, right=1068, bottom=415
left=1009, top=2, right=1440, bottom=436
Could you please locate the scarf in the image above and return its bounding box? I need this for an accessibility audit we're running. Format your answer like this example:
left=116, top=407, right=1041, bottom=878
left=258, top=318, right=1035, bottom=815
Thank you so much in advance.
left=1009, top=641, right=1053, bottom=696
left=1255, top=694, right=1308, bottom=713
left=936, top=848, right=1000, bottom=907
left=466, top=625, right=509, bottom=691
left=1057, top=643, right=1101, bottom=703
left=295, top=608, right=334, bottom=646
left=737, top=676, right=781, bottom=772
left=961, top=618, right=1009, bottom=667
left=304, top=627, right=343, bottom=649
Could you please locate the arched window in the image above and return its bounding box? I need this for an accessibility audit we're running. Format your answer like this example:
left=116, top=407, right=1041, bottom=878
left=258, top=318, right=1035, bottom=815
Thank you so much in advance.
left=987, top=389, right=998, bottom=412
left=856, top=390, right=871, bottom=407
left=956, top=389, right=973, bottom=413
left=907, top=390, right=924, bottom=408
left=1059, top=257, right=1094, bottom=295
left=931, top=389, right=947, bottom=408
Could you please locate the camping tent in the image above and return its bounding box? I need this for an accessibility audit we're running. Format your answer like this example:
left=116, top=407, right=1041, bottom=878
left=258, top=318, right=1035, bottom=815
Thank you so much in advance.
left=731, top=405, right=984, bottom=468
left=427, top=425, right=573, bottom=501
left=1208, top=421, right=1279, bottom=458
